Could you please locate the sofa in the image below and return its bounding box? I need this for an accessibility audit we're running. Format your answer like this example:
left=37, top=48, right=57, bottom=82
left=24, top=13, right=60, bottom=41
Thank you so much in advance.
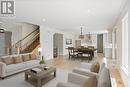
left=56, top=67, right=111, bottom=87
left=0, top=53, right=40, bottom=79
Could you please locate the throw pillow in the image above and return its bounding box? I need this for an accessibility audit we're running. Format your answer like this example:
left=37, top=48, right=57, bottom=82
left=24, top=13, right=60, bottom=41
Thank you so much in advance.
left=30, top=54, right=37, bottom=60
left=95, top=62, right=100, bottom=73
left=13, top=56, right=23, bottom=64
left=22, top=54, right=30, bottom=62
left=90, top=61, right=100, bottom=73
left=2, top=57, right=14, bottom=65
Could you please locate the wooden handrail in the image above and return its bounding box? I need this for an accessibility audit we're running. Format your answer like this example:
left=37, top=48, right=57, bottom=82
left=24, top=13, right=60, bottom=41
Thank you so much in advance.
left=13, top=28, right=39, bottom=47
left=5, top=27, right=40, bottom=55
left=20, top=32, right=40, bottom=50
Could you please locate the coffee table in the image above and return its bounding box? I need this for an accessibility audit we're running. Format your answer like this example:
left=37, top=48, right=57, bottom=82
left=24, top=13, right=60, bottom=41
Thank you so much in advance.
left=25, top=66, right=56, bottom=87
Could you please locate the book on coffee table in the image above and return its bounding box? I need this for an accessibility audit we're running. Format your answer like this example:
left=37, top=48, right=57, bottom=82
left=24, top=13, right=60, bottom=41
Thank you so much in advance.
left=31, top=68, right=42, bottom=73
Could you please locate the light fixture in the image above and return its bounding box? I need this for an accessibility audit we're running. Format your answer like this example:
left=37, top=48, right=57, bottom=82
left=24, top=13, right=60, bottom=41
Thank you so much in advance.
left=0, top=29, right=5, bottom=33
left=87, top=9, right=91, bottom=13
left=88, top=32, right=91, bottom=40
left=42, top=18, right=46, bottom=22
left=38, top=47, right=42, bottom=52
left=86, top=32, right=92, bottom=43
left=38, top=47, right=42, bottom=55
left=79, top=26, right=84, bottom=39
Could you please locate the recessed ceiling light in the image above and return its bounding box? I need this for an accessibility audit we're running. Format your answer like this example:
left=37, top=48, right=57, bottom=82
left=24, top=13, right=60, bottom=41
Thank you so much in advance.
left=42, top=18, right=46, bottom=22
left=87, top=9, right=91, bottom=13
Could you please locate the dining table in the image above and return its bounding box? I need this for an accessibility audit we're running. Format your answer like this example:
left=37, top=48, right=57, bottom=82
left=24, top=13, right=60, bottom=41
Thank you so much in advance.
left=74, top=47, right=97, bottom=60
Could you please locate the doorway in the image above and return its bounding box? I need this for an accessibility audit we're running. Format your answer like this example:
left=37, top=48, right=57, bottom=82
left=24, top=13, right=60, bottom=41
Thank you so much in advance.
left=97, top=34, right=103, bottom=53
left=53, top=33, right=63, bottom=57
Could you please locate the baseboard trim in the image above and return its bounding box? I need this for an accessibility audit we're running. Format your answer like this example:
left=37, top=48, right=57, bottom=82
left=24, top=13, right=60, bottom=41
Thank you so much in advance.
left=111, top=78, right=117, bottom=87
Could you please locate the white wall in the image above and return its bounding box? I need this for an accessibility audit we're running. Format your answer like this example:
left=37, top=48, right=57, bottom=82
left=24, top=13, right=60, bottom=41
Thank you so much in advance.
left=113, top=0, right=130, bottom=87
left=40, top=26, right=74, bottom=60
left=107, top=29, right=112, bottom=43
left=40, top=27, right=54, bottom=60
left=63, top=33, right=74, bottom=55
left=21, top=23, right=38, bottom=38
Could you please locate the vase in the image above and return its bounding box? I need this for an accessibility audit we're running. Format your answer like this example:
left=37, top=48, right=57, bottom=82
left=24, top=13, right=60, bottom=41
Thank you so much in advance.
left=40, top=64, right=45, bottom=68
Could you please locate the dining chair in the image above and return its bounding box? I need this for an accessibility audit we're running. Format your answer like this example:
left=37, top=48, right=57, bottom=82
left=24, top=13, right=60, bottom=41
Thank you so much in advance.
left=68, top=47, right=78, bottom=59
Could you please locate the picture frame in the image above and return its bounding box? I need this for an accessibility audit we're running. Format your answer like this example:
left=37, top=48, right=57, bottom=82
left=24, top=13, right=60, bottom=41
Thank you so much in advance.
left=66, top=39, right=72, bottom=45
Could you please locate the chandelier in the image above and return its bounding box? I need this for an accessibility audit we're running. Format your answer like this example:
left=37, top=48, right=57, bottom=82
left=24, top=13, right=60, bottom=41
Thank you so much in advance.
left=79, top=26, right=84, bottom=39
left=86, top=32, right=92, bottom=43
left=88, top=32, right=91, bottom=40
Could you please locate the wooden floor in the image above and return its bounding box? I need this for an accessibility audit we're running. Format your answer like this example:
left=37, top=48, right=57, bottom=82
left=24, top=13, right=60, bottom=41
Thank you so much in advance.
left=46, top=53, right=125, bottom=87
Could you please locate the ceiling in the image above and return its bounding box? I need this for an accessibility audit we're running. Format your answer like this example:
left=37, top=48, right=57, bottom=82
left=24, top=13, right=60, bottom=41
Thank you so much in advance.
left=2, top=0, right=124, bottom=34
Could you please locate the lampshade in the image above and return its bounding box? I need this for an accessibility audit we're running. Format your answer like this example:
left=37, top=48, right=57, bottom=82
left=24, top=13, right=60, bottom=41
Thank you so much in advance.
left=38, top=47, right=42, bottom=52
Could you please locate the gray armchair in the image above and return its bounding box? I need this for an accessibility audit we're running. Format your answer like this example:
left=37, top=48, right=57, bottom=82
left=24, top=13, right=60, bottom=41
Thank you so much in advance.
left=72, top=64, right=112, bottom=87
left=56, top=72, right=96, bottom=87
left=72, top=62, right=106, bottom=78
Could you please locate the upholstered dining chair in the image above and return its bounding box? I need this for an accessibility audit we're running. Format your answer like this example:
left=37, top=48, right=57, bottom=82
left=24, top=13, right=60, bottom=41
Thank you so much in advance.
left=67, top=47, right=78, bottom=59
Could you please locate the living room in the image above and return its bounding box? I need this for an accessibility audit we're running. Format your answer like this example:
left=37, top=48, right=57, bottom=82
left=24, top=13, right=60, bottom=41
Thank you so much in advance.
left=0, top=0, right=130, bottom=87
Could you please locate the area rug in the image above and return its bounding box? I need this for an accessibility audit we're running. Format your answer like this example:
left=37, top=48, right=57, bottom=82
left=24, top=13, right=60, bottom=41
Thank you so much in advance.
left=0, top=69, right=70, bottom=87
left=0, top=68, right=118, bottom=87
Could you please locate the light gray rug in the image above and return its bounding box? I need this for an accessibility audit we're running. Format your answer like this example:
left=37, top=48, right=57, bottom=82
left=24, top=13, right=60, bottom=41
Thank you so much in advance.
left=0, top=69, right=69, bottom=87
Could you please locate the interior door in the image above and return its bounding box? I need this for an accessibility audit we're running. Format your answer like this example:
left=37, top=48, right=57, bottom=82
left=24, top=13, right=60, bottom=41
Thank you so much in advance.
left=97, top=34, right=103, bottom=53
left=53, top=33, right=63, bottom=56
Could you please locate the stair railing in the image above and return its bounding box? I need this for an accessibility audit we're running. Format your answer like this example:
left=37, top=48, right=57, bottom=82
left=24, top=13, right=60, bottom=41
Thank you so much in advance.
left=20, top=32, right=40, bottom=52
left=9, top=28, right=40, bottom=54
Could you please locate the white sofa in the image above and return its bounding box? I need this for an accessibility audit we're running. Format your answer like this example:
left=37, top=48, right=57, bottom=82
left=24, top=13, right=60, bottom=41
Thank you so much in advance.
left=0, top=53, right=40, bottom=79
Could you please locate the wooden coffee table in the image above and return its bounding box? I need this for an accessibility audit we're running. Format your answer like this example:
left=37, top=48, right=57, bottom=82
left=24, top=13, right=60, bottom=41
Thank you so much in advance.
left=25, top=66, right=56, bottom=87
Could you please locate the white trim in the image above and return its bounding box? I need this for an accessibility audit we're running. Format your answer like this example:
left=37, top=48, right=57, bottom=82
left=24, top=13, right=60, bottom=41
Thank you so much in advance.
left=111, top=78, right=117, bottom=87
left=122, top=12, right=129, bottom=76
left=121, top=66, right=130, bottom=77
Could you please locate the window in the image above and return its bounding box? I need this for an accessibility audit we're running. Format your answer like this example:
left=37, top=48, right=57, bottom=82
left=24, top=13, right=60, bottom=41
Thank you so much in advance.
left=122, top=13, right=129, bottom=76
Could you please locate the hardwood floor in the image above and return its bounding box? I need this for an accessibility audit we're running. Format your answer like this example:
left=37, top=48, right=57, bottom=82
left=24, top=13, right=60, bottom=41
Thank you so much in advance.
left=106, top=59, right=125, bottom=87
left=46, top=53, right=125, bottom=87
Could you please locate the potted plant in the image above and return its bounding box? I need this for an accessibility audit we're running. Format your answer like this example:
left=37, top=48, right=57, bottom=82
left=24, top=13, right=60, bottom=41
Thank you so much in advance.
left=39, top=56, right=45, bottom=67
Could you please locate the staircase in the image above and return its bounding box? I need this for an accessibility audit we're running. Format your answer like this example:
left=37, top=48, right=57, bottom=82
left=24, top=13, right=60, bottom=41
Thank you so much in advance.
left=12, top=27, right=40, bottom=54
left=21, top=35, right=40, bottom=53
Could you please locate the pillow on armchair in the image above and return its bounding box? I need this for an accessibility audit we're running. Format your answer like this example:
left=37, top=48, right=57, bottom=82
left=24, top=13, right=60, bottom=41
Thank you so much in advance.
left=90, top=61, right=100, bottom=73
